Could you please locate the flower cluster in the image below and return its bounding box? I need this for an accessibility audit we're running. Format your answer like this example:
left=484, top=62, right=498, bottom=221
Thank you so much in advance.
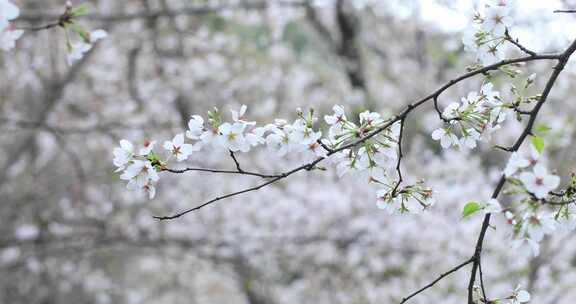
left=505, top=142, right=560, bottom=200
left=113, top=105, right=327, bottom=199
left=502, top=143, right=564, bottom=256
left=59, top=3, right=108, bottom=65
left=112, top=105, right=435, bottom=212
left=463, top=0, right=513, bottom=65
left=432, top=82, right=508, bottom=149
left=324, top=105, right=435, bottom=213
left=0, top=0, right=23, bottom=51
left=113, top=140, right=160, bottom=199
left=376, top=181, right=435, bottom=214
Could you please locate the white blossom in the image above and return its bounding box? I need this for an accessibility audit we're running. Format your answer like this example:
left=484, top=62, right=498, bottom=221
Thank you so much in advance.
left=482, top=5, right=512, bottom=35
left=66, top=30, right=107, bottom=65
left=67, top=42, right=92, bottom=66
left=121, top=160, right=159, bottom=189
left=483, top=198, right=502, bottom=214
left=518, top=164, right=560, bottom=199
left=509, top=285, right=531, bottom=304
left=163, top=134, right=197, bottom=161
left=89, top=29, right=108, bottom=43
left=520, top=212, right=556, bottom=243
left=431, top=128, right=459, bottom=149
left=217, top=122, right=250, bottom=152
left=113, top=139, right=134, bottom=171
left=265, top=128, right=290, bottom=157
left=504, top=146, right=539, bottom=177
left=324, top=105, right=347, bottom=125
left=185, top=115, right=205, bottom=140
left=231, top=104, right=256, bottom=125
left=138, top=140, right=156, bottom=156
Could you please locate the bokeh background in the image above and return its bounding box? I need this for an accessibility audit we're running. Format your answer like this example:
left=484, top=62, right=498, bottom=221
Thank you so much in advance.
left=2, top=0, right=576, bottom=303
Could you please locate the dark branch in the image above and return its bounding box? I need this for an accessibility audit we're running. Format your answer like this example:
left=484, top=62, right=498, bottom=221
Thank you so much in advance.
left=505, top=30, right=537, bottom=57
left=553, top=10, right=576, bottom=13
left=17, top=1, right=305, bottom=24
left=162, top=167, right=280, bottom=179
left=400, top=258, right=474, bottom=303
left=391, top=118, right=406, bottom=196
left=229, top=150, right=243, bottom=173
left=466, top=37, right=576, bottom=304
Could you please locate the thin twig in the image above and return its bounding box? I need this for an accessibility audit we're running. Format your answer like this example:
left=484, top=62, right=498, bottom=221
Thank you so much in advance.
left=391, top=118, right=406, bottom=196
left=162, top=167, right=279, bottom=179
left=479, top=257, right=488, bottom=303
left=400, top=258, right=474, bottom=303
left=554, top=9, right=576, bottom=13
left=505, top=30, right=537, bottom=57
left=17, top=1, right=305, bottom=23
left=317, top=139, right=334, bottom=154
left=229, top=150, right=243, bottom=172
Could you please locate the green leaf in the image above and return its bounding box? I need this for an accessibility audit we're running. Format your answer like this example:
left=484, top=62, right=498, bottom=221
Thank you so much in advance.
left=531, top=135, right=545, bottom=153
left=68, top=23, right=90, bottom=43
left=462, top=202, right=481, bottom=218
left=534, top=123, right=551, bottom=134
left=70, top=3, right=91, bottom=17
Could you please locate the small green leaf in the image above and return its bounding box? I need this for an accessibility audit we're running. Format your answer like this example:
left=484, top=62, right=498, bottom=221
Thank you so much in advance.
left=534, top=123, right=551, bottom=134
left=70, top=3, right=91, bottom=17
left=463, top=201, right=481, bottom=218
left=531, top=135, right=545, bottom=153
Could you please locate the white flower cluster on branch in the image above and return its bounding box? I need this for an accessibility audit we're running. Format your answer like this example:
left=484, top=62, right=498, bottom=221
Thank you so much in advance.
left=432, top=82, right=507, bottom=149
left=112, top=104, right=435, bottom=213
left=108, top=4, right=576, bottom=291
left=463, top=1, right=514, bottom=65
left=1, top=1, right=107, bottom=64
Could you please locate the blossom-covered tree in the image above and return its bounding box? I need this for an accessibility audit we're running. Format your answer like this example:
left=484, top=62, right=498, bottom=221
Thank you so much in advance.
left=2, top=0, right=576, bottom=303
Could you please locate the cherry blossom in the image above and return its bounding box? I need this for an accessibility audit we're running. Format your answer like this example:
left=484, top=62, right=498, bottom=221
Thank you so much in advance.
left=462, top=1, right=514, bottom=66
left=324, top=105, right=347, bottom=125
left=520, top=212, right=556, bottom=243
left=120, top=160, right=160, bottom=196
left=482, top=4, right=513, bottom=35
left=185, top=115, right=205, bottom=140
left=217, top=122, right=250, bottom=152
left=508, top=285, right=531, bottom=304
left=67, top=30, right=108, bottom=65
left=67, top=43, right=92, bottom=65
left=163, top=134, right=197, bottom=161
left=504, top=146, right=539, bottom=177
left=112, top=139, right=134, bottom=171
left=231, top=104, right=256, bottom=125
left=512, top=237, right=540, bottom=257
left=518, top=164, right=560, bottom=199
left=138, top=140, right=156, bottom=156
left=431, top=128, right=459, bottom=149
left=483, top=198, right=502, bottom=214
left=265, top=128, right=290, bottom=157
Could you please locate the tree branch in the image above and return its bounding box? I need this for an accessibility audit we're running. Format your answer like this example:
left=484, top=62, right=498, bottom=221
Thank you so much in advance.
left=400, top=258, right=474, bottom=303
left=154, top=53, right=561, bottom=220
left=466, top=37, right=576, bottom=304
